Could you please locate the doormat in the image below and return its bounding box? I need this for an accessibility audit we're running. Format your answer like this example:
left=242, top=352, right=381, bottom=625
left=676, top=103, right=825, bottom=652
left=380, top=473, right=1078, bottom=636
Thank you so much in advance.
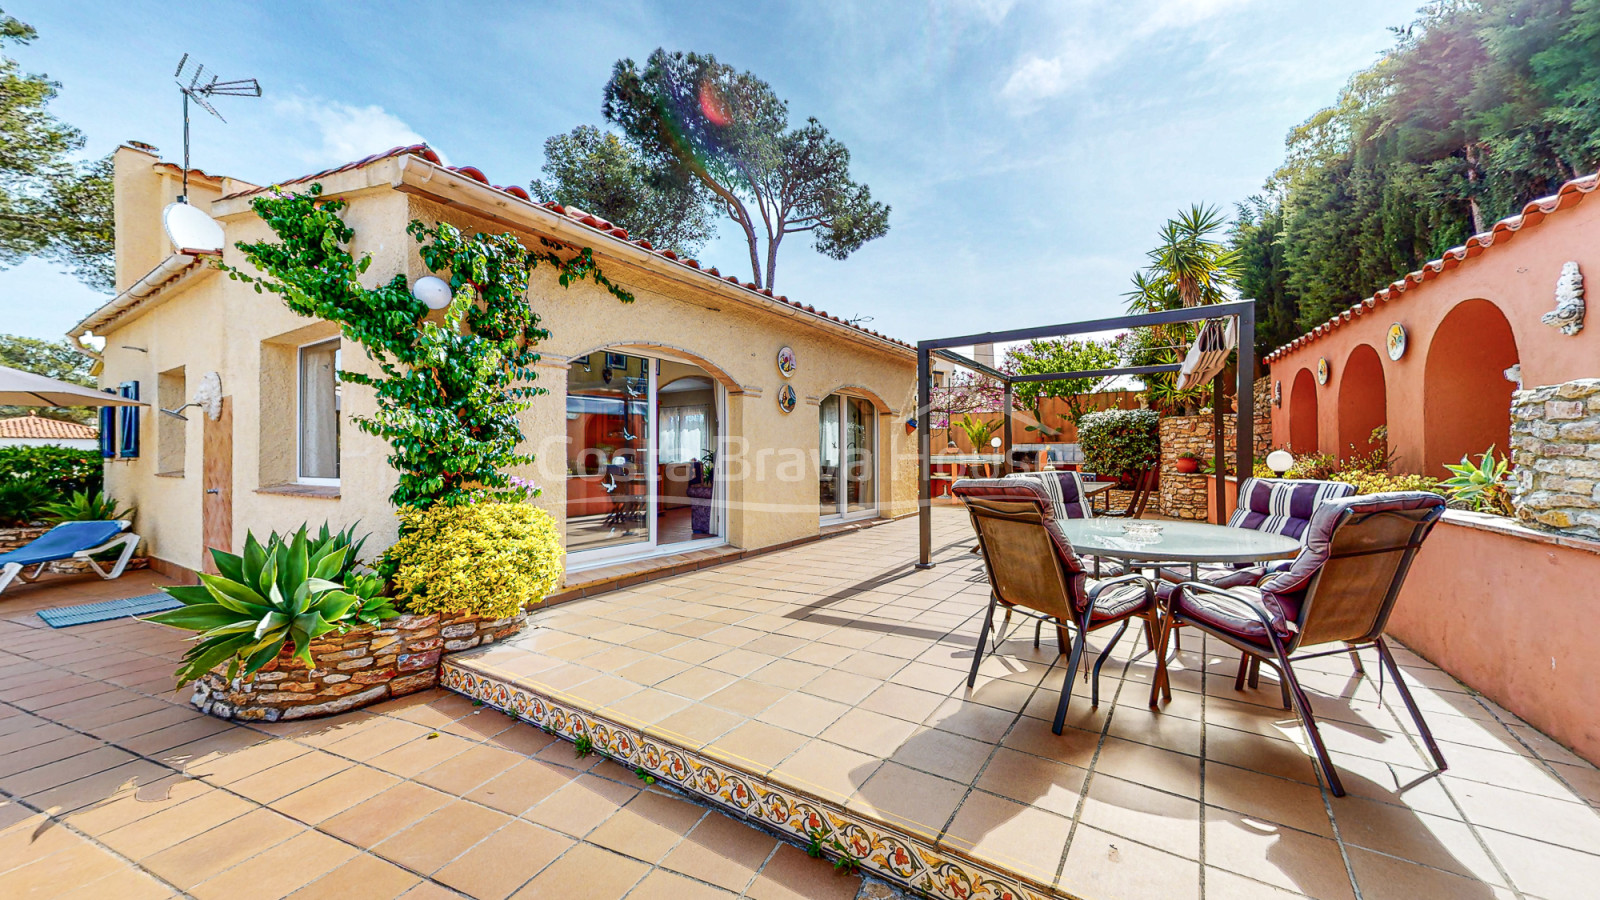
left=37, top=593, right=181, bottom=628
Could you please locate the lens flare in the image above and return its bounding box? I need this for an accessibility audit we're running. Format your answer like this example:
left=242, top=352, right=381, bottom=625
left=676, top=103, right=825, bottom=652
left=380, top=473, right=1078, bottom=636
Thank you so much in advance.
left=698, top=79, right=731, bottom=127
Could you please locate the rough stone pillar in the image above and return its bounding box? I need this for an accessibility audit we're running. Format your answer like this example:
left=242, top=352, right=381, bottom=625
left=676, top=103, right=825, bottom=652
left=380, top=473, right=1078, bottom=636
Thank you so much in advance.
left=1510, top=378, right=1600, bottom=538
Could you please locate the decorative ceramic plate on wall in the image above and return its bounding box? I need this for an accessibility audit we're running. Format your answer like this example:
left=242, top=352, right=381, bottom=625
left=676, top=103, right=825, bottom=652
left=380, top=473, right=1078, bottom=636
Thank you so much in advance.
left=1387, top=323, right=1407, bottom=360
left=1317, top=358, right=1330, bottom=385
left=776, top=383, right=797, bottom=413
left=777, top=346, right=797, bottom=378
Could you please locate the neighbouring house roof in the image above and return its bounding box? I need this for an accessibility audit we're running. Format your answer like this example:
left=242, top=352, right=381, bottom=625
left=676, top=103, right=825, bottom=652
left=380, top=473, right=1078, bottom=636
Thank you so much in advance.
left=0, top=413, right=97, bottom=440
left=218, top=144, right=913, bottom=351
left=1264, top=171, right=1600, bottom=364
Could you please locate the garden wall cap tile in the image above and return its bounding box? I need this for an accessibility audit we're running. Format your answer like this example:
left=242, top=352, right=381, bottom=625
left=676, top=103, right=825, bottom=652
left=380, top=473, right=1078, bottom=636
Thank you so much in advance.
left=1265, top=170, right=1600, bottom=363
left=218, top=142, right=912, bottom=351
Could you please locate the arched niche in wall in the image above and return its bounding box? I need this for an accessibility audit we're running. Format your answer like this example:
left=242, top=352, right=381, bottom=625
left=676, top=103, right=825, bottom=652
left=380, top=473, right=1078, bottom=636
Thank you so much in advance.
left=1289, top=367, right=1320, bottom=454
left=1338, top=343, right=1388, bottom=462
left=1423, top=298, right=1519, bottom=475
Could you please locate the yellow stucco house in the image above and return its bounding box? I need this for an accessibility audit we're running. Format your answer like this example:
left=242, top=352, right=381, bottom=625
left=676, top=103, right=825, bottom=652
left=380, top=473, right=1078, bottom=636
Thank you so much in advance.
left=73, top=143, right=918, bottom=583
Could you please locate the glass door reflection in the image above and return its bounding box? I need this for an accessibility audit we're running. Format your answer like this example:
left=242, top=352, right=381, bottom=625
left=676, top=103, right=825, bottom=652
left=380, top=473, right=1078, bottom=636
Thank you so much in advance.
left=565, top=352, right=651, bottom=554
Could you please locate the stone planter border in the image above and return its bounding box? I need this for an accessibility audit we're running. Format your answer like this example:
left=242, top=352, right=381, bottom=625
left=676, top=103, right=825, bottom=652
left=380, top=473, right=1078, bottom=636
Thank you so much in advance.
left=190, top=610, right=526, bottom=722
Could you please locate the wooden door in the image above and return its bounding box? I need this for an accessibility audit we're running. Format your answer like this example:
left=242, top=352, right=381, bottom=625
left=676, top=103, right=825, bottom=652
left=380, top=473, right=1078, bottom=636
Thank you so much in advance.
left=201, top=397, right=233, bottom=574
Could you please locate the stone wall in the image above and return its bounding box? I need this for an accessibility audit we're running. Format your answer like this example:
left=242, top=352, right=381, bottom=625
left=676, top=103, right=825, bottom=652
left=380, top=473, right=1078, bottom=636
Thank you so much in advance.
left=0, top=526, right=48, bottom=552
left=1510, top=378, right=1600, bottom=538
left=191, top=610, right=525, bottom=722
left=1159, top=414, right=1238, bottom=519
left=1252, top=376, right=1273, bottom=459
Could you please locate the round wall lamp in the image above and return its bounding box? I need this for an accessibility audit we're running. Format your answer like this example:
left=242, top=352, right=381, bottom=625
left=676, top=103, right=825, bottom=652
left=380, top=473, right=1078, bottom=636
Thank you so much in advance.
left=412, top=275, right=453, bottom=310
left=1266, top=449, right=1294, bottom=477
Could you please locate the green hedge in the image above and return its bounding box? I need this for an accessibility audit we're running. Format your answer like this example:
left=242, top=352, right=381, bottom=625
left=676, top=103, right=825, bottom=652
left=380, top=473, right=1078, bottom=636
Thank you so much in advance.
left=1077, top=409, right=1160, bottom=481
left=0, top=446, right=102, bottom=495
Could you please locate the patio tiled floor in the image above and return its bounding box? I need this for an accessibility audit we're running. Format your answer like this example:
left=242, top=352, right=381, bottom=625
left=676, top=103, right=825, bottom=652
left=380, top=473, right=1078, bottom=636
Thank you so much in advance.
left=450, top=508, right=1600, bottom=899
left=0, top=573, right=869, bottom=899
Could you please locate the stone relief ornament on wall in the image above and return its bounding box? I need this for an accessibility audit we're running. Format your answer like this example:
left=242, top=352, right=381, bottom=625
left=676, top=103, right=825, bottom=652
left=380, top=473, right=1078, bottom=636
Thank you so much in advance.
left=1542, top=261, right=1584, bottom=335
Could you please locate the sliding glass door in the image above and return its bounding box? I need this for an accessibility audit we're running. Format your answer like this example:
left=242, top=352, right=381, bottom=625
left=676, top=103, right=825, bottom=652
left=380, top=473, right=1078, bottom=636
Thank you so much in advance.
left=819, top=394, right=875, bottom=521
left=566, top=351, right=724, bottom=567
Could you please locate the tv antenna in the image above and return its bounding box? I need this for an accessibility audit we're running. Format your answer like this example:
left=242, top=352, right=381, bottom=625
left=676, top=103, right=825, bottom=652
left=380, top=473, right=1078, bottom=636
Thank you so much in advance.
left=173, top=53, right=260, bottom=203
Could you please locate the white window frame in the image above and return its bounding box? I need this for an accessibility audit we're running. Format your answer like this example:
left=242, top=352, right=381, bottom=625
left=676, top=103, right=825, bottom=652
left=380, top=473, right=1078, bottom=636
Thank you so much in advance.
left=296, top=337, right=341, bottom=486
left=821, top=392, right=879, bottom=524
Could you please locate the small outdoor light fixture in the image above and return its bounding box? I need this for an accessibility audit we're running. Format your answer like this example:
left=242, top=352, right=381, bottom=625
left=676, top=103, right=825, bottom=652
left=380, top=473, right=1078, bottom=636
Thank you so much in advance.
left=412, top=275, right=453, bottom=310
left=1266, top=449, right=1294, bottom=477
left=990, top=436, right=1002, bottom=450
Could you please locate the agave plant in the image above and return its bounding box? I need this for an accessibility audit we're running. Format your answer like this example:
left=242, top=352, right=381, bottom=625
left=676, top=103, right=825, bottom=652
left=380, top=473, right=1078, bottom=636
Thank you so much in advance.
left=150, top=526, right=393, bottom=686
left=43, top=490, right=134, bottom=525
left=1441, top=446, right=1514, bottom=515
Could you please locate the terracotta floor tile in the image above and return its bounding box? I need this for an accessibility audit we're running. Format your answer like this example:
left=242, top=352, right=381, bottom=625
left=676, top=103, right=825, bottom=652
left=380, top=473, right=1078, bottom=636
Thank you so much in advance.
left=1478, top=826, right=1600, bottom=899
left=1331, top=795, right=1505, bottom=884
left=510, top=843, right=649, bottom=899
left=189, top=828, right=358, bottom=900
left=627, top=868, right=738, bottom=899
left=1093, top=736, right=1202, bottom=799
left=942, top=790, right=1070, bottom=886
left=755, top=691, right=850, bottom=738
left=653, top=703, right=746, bottom=750
left=22, top=758, right=168, bottom=815
left=322, top=718, right=435, bottom=762
left=320, top=781, right=453, bottom=847
left=883, top=725, right=993, bottom=783
left=659, top=811, right=778, bottom=892
left=1448, top=778, right=1600, bottom=852
left=1344, top=846, right=1511, bottom=900
left=703, top=648, right=776, bottom=678
left=703, top=680, right=788, bottom=717
left=1059, top=823, right=1200, bottom=900
left=273, top=764, right=401, bottom=824
left=53, top=866, right=177, bottom=900
left=773, top=741, right=881, bottom=805
left=847, top=761, right=966, bottom=839
left=367, top=730, right=476, bottom=778
left=373, top=799, right=511, bottom=873
left=523, top=772, right=639, bottom=838
left=64, top=772, right=209, bottom=836
left=1201, top=866, right=1316, bottom=899
left=996, top=716, right=1100, bottom=769
left=656, top=667, right=738, bottom=701
left=817, top=708, right=920, bottom=758
left=0, top=834, right=128, bottom=897
left=414, top=743, right=523, bottom=796
left=1204, top=808, right=1356, bottom=900
left=142, top=807, right=304, bottom=889
left=434, top=819, right=573, bottom=900
left=228, top=749, right=353, bottom=805
left=99, top=789, right=254, bottom=859
left=707, top=721, right=809, bottom=773
left=1078, top=773, right=1201, bottom=860
left=972, top=747, right=1086, bottom=818
left=289, top=854, right=421, bottom=900
left=588, top=789, right=707, bottom=864
left=1, top=744, right=138, bottom=797
left=857, top=683, right=948, bottom=724
left=1205, top=762, right=1332, bottom=836
left=743, top=842, right=860, bottom=900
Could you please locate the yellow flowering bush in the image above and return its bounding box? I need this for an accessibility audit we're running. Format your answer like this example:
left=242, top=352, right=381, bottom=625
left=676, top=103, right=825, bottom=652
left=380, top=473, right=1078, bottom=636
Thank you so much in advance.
left=1332, top=472, right=1445, bottom=496
left=388, top=501, right=562, bottom=619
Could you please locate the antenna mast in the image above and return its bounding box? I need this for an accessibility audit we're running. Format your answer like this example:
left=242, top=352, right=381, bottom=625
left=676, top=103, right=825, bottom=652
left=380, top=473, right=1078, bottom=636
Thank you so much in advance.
left=173, top=54, right=261, bottom=203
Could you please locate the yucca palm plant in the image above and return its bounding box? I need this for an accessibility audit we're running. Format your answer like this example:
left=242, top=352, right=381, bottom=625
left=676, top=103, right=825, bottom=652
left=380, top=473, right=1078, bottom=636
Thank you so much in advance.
left=1145, top=204, right=1241, bottom=308
left=1441, top=446, right=1514, bottom=515
left=150, top=527, right=393, bottom=686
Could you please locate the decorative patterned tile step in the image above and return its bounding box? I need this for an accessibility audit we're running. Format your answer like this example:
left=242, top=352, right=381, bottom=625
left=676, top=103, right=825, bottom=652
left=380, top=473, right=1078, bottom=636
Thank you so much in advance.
left=442, top=657, right=1060, bottom=900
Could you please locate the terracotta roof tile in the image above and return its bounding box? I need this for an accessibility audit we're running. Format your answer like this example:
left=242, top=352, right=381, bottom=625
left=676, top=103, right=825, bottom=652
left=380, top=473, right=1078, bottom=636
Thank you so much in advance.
left=1266, top=172, right=1600, bottom=363
left=0, top=414, right=97, bottom=440
left=216, top=144, right=911, bottom=350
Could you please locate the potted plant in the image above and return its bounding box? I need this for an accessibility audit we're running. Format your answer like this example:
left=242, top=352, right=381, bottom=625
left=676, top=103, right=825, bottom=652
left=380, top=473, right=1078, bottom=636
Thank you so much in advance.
left=1176, top=451, right=1200, bottom=474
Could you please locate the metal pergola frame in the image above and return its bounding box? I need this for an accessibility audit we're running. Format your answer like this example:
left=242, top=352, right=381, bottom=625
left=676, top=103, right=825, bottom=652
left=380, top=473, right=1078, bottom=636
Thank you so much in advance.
left=916, top=300, right=1256, bottom=568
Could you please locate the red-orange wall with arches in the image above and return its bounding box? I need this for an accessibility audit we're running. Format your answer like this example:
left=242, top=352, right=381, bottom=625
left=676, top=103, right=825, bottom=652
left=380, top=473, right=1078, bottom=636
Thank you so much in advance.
left=1267, top=190, right=1599, bottom=477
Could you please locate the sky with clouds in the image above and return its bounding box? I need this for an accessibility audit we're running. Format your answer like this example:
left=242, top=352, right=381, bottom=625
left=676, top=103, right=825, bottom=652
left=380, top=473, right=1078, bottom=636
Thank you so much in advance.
left=1, top=0, right=1419, bottom=347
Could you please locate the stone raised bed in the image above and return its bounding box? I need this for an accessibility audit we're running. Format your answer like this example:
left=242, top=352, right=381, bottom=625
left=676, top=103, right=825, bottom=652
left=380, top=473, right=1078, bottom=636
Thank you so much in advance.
left=0, top=524, right=150, bottom=575
left=190, top=610, right=525, bottom=722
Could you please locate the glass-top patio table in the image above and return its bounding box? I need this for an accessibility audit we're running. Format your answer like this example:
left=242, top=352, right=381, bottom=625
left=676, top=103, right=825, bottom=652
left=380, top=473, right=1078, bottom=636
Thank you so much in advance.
left=1058, top=518, right=1301, bottom=574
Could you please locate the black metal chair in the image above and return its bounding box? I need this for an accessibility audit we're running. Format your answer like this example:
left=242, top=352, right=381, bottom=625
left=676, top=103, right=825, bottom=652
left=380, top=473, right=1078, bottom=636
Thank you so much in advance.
left=1152, top=491, right=1448, bottom=796
left=953, top=478, right=1157, bottom=734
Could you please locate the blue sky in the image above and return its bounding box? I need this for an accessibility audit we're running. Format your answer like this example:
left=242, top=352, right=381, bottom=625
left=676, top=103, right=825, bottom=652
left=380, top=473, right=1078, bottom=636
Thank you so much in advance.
left=1, top=0, right=1417, bottom=347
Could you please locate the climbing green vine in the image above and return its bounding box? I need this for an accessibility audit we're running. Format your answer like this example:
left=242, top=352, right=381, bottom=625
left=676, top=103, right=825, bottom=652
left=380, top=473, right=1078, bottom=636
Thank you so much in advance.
left=221, top=183, right=633, bottom=510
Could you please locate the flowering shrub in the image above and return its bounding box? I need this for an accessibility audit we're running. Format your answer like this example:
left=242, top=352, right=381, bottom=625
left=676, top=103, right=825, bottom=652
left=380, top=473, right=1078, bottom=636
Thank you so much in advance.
left=387, top=501, right=562, bottom=619
left=1333, top=472, right=1445, bottom=496
left=1078, top=409, right=1159, bottom=480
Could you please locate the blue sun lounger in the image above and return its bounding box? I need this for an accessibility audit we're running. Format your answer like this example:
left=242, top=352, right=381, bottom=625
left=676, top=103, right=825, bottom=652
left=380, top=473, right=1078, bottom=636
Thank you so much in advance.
left=0, top=520, right=141, bottom=596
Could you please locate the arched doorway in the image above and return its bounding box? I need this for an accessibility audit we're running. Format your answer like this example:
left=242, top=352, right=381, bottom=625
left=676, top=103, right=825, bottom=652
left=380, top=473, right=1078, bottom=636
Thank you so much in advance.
left=1423, top=298, right=1519, bottom=475
left=1338, top=344, right=1387, bottom=462
left=1289, top=368, right=1319, bottom=454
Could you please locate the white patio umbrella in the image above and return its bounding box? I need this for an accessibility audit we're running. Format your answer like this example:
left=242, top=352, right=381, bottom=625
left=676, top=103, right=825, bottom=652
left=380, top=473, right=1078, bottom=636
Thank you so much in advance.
left=0, top=364, right=145, bottom=408
left=1175, top=317, right=1236, bottom=391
